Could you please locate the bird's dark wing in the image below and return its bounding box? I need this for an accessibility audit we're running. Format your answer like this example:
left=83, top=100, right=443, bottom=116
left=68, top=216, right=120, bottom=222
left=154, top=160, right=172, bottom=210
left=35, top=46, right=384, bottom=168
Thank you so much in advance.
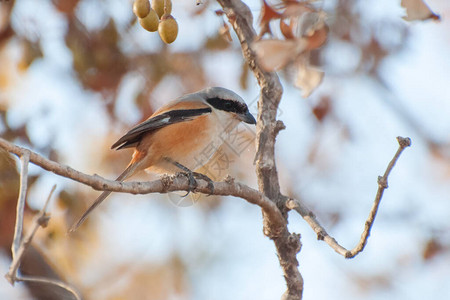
left=111, top=108, right=212, bottom=150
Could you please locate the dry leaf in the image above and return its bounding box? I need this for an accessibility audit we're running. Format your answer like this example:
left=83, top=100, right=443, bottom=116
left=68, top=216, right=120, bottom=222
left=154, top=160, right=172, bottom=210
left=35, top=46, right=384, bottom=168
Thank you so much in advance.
left=281, top=1, right=312, bottom=19
left=304, top=24, right=328, bottom=50
left=258, top=0, right=282, bottom=37
left=423, top=238, right=444, bottom=260
left=260, top=0, right=282, bottom=25
left=252, top=39, right=307, bottom=71
left=286, top=11, right=328, bottom=50
left=295, top=57, right=324, bottom=97
left=255, top=1, right=328, bottom=94
left=401, top=0, right=440, bottom=21
left=312, top=96, right=331, bottom=122
left=297, top=11, right=327, bottom=37
left=280, top=19, right=295, bottom=39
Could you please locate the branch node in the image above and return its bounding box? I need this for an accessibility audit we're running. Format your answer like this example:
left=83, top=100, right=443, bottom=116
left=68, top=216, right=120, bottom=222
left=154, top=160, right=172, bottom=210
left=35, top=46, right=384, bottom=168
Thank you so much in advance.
left=397, top=136, right=411, bottom=148
left=275, top=120, right=286, bottom=135
left=316, top=230, right=325, bottom=241
left=288, top=233, right=302, bottom=253
left=377, top=176, right=388, bottom=189
left=37, top=214, right=50, bottom=228
left=287, top=136, right=411, bottom=259
left=161, top=174, right=173, bottom=192
left=224, top=175, right=235, bottom=184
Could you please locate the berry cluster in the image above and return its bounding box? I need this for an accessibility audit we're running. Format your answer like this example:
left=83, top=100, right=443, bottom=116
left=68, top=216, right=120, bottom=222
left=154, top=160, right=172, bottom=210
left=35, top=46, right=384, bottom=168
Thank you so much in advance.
left=133, top=0, right=178, bottom=44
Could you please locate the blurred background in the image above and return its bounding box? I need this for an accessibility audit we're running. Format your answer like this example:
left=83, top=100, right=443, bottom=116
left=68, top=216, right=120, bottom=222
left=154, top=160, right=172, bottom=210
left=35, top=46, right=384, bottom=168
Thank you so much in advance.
left=1, top=0, right=450, bottom=299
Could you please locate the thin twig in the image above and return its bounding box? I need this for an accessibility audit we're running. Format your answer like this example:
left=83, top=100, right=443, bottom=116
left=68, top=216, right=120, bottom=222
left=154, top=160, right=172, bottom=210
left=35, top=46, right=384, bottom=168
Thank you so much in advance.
left=6, top=185, right=56, bottom=284
left=287, top=137, right=411, bottom=258
left=11, top=151, right=30, bottom=259
left=5, top=185, right=82, bottom=299
left=15, top=275, right=82, bottom=300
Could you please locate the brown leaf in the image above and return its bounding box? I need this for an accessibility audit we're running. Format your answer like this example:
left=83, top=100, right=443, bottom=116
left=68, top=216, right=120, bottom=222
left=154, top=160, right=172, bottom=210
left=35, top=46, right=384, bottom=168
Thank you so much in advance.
left=252, top=39, right=307, bottom=71
left=294, top=57, right=324, bottom=97
left=281, top=1, right=312, bottom=19
left=312, top=96, right=331, bottom=122
left=204, top=32, right=231, bottom=50
left=304, top=24, right=328, bottom=51
left=52, top=0, right=80, bottom=15
left=260, top=0, right=282, bottom=24
left=280, top=19, right=295, bottom=40
left=285, top=10, right=328, bottom=49
left=297, top=11, right=327, bottom=37
left=401, top=0, right=440, bottom=21
left=423, top=238, right=444, bottom=260
left=259, top=0, right=282, bottom=36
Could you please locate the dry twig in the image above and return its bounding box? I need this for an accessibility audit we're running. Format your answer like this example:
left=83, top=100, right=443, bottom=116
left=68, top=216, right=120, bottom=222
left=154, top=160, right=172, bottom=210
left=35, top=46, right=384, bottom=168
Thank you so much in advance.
left=287, top=136, right=412, bottom=258
left=5, top=178, right=82, bottom=300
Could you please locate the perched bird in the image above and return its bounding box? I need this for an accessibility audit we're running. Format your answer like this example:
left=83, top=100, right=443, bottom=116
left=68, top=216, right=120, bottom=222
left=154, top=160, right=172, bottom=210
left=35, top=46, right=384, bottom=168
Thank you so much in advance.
left=70, top=87, right=256, bottom=232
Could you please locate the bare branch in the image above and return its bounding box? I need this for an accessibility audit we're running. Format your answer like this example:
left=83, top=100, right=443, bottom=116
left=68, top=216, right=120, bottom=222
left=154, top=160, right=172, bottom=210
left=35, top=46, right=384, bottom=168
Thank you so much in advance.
left=5, top=185, right=82, bottom=299
left=287, top=137, right=412, bottom=258
left=11, top=151, right=30, bottom=259
left=0, top=137, right=285, bottom=228
left=15, top=275, right=82, bottom=300
left=6, top=185, right=55, bottom=284
left=216, top=1, right=303, bottom=299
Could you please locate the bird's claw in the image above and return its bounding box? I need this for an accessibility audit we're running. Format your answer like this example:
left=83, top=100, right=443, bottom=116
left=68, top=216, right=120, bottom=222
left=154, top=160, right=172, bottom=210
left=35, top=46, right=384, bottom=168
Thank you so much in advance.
left=176, top=171, right=214, bottom=197
left=192, top=172, right=214, bottom=195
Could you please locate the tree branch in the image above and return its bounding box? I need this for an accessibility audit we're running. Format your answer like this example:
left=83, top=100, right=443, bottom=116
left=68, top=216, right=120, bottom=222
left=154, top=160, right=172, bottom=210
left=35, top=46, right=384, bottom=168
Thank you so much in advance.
left=0, top=137, right=285, bottom=228
left=287, top=136, right=412, bottom=258
left=5, top=183, right=82, bottom=300
left=11, top=150, right=30, bottom=260
left=216, top=1, right=303, bottom=299
left=14, top=275, right=81, bottom=300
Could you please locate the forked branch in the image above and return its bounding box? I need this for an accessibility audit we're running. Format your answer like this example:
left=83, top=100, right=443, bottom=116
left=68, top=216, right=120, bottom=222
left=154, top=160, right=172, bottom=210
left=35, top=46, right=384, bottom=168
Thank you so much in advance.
left=287, top=136, right=412, bottom=258
left=4, top=167, right=82, bottom=300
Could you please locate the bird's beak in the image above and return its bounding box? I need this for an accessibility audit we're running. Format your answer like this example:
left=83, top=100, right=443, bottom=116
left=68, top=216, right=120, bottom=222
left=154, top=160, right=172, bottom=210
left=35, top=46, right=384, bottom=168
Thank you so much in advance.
left=239, top=111, right=257, bottom=125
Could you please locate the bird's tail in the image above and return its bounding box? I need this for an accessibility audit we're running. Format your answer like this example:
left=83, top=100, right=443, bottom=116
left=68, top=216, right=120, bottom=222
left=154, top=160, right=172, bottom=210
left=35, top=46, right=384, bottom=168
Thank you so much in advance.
left=69, top=163, right=139, bottom=233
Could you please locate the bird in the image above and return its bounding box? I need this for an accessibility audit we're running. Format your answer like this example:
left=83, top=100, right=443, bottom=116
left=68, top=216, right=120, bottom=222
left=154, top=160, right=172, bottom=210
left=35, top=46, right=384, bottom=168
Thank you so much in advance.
left=70, top=87, right=256, bottom=232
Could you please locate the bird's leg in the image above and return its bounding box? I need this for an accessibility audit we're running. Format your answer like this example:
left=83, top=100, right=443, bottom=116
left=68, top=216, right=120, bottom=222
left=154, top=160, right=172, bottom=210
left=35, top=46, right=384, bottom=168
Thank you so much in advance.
left=191, top=172, right=214, bottom=195
left=166, top=159, right=214, bottom=196
left=174, top=162, right=197, bottom=196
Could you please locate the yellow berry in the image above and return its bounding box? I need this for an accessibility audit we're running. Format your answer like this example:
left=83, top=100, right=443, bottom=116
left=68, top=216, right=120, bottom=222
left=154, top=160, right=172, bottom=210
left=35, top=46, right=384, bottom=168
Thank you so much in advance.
left=152, top=0, right=172, bottom=19
left=133, top=0, right=150, bottom=18
left=139, top=8, right=159, bottom=32
left=158, top=15, right=178, bottom=44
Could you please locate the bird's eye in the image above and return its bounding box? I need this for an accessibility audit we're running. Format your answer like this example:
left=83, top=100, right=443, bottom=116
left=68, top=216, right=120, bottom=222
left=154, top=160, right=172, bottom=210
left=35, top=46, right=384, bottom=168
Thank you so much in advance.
left=224, top=102, right=232, bottom=109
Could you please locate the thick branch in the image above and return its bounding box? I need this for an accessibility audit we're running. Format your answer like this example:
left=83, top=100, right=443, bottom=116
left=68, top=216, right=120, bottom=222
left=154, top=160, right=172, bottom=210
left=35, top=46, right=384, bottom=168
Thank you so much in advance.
left=287, top=137, right=411, bottom=258
left=216, top=1, right=302, bottom=299
left=217, top=0, right=284, bottom=204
